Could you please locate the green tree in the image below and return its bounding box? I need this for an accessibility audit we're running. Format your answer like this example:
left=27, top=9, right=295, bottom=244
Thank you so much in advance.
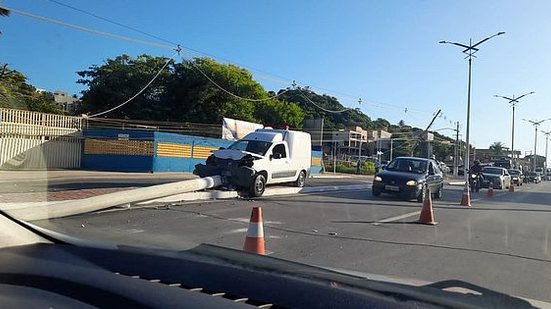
left=277, top=88, right=371, bottom=130
left=0, top=63, right=63, bottom=113
left=489, top=141, right=505, bottom=155
left=77, top=54, right=173, bottom=120
left=78, top=55, right=304, bottom=126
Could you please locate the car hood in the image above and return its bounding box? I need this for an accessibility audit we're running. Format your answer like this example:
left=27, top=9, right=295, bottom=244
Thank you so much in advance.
left=212, top=149, right=263, bottom=160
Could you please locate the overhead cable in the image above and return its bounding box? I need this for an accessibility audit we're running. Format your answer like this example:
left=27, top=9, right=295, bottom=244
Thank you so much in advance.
left=298, top=89, right=352, bottom=114
left=2, top=6, right=174, bottom=50
left=87, top=53, right=177, bottom=118
left=45, top=0, right=179, bottom=46
left=187, top=57, right=291, bottom=102
left=11, top=3, right=431, bottom=116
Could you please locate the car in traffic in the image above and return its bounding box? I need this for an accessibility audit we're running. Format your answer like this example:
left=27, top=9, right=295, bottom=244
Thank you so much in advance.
left=481, top=166, right=511, bottom=190
left=525, top=171, right=542, bottom=183
left=372, top=157, right=444, bottom=202
left=508, top=169, right=524, bottom=186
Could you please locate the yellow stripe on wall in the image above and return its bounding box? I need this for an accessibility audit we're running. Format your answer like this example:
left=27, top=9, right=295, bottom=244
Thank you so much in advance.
left=192, top=146, right=218, bottom=159
left=311, top=157, right=322, bottom=166
left=157, top=143, right=192, bottom=158
left=84, top=139, right=153, bottom=156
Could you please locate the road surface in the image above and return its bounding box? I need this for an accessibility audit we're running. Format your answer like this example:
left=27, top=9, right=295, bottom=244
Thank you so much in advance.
left=34, top=180, right=551, bottom=303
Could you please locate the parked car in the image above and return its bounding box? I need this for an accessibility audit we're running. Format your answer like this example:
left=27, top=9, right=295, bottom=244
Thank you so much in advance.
left=481, top=167, right=511, bottom=190
left=372, top=157, right=444, bottom=202
left=508, top=169, right=524, bottom=186
left=525, top=172, right=542, bottom=183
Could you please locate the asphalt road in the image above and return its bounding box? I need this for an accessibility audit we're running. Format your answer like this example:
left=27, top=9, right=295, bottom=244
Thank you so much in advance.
left=35, top=180, right=551, bottom=303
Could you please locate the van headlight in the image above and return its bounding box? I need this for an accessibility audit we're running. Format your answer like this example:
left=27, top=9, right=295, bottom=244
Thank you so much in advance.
left=406, top=180, right=417, bottom=186
left=374, top=176, right=382, bottom=182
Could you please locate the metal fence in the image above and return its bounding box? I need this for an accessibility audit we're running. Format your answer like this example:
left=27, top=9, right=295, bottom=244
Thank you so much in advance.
left=0, top=108, right=84, bottom=170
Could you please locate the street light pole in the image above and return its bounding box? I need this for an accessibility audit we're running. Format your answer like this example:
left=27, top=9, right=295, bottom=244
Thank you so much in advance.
left=440, top=31, right=505, bottom=186
left=542, top=130, right=551, bottom=171
left=494, top=91, right=535, bottom=168
left=524, top=119, right=551, bottom=171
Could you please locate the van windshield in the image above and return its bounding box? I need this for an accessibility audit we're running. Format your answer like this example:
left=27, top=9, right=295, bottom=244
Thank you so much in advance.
left=228, top=140, right=272, bottom=156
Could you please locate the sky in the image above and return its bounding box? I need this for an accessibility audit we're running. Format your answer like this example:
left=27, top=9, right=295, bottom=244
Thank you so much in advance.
left=2, top=0, right=551, bottom=156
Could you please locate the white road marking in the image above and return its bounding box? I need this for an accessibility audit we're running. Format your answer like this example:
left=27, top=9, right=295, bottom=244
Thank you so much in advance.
left=126, top=229, right=144, bottom=234
left=224, top=228, right=248, bottom=234
left=373, top=211, right=421, bottom=225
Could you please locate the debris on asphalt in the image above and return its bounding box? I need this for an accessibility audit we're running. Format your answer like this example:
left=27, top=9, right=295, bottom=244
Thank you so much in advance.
left=312, top=229, right=319, bottom=233
left=81, top=224, right=85, bottom=228
left=328, top=232, right=338, bottom=236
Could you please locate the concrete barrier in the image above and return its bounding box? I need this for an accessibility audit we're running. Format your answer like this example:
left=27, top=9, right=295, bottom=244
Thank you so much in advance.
left=2, top=176, right=222, bottom=221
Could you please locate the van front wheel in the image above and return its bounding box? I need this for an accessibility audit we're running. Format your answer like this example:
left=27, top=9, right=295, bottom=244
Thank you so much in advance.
left=250, top=174, right=266, bottom=197
left=294, top=170, right=307, bottom=187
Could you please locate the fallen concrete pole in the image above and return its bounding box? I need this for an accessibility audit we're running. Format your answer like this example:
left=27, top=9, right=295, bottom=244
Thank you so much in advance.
left=3, top=176, right=223, bottom=221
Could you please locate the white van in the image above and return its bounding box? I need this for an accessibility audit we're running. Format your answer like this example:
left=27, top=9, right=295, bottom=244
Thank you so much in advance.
left=194, top=129, right=312, bottom=196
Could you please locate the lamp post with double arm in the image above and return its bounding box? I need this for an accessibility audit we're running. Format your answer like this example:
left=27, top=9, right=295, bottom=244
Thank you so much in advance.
left=439, top=31, right=505, bottom=185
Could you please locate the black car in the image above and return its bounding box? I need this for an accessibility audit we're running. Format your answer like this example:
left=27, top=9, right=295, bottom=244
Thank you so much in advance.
left=372, top=157, right=444, bottom=202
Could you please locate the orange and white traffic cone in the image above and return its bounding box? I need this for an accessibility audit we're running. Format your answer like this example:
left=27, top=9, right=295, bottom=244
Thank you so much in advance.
left=418, top=186, right=437, bottom=225
left=460, top=181, right=471, bottom=207
left=509, top=181, right=515, bottom=192
left=243, top=207, right=266, bottom=255
left=487, top=183, right=495, bottom=198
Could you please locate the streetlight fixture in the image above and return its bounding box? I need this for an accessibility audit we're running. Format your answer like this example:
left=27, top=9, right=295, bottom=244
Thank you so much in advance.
left=440, top=31, right=505, bottom=185
left=523, top=118, right=551, bottom=171
left=494, top=91, right=535, bottom=167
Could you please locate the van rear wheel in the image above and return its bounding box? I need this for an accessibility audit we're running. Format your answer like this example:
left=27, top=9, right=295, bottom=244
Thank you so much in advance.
left=294, top=170, right=306, bottom=187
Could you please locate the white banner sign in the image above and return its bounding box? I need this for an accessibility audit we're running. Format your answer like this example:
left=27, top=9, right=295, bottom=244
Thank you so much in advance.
left=222, top=117, right=263, bottom=141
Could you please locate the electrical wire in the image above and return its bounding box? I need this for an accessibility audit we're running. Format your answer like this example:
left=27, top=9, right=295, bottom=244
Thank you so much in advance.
left=187, top=57, right=291, bottom=102
left=3, top=6, right=174, bottom=50
left=37, top=1, right=432, bottom=116
left=87, top=53, right=177, bottom=118
left=45, top=0, right=179, bottom=46
left=11, top=3, right=435, bottom=118
left=298, top=89, right=352, bottom=114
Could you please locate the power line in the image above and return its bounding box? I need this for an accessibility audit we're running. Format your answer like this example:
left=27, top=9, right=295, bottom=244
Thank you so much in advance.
left=45, top=0, right=179, bottom=46
left=2, top=6, right=174, bottom=50
left=87, top=53, right=177, bottom=118
left=186, top=57, right=292, bottom=102
left=11, top=3, right=432, bottom=117
left=298, top=88, right=353, bottom=114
